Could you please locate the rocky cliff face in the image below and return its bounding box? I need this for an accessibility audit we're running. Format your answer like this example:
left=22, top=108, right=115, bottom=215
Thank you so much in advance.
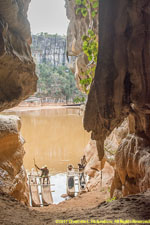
left=0, top=0, right=37, bottom=204
left=32, top=34, right=67, bottom=66
left=0, top=0, right=37, bottom=112
left=66, top=0, right=150, bottom=197
left=84, top=140, right=113, bottom=191
left=83, top=0, right=150, bottom=196
left=0, top=115, right=29, bottom=204
left=65, top=0, right=98, bottom=92
left=110, top=115, right=150, bottom=198
left=84, top=0, right=150, bottom=160
left=84, top=119, right=128, bottom=191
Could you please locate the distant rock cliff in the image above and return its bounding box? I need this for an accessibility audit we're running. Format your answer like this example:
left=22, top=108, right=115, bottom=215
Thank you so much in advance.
left=31, top=34, right=67, bottom=66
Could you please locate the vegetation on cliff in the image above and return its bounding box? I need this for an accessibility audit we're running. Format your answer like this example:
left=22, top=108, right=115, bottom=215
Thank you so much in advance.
left=75, top=0, right=99, bottom=93
left=31, top=33, right=85, bottom=103
left=35, top=63, right=85, bottom=103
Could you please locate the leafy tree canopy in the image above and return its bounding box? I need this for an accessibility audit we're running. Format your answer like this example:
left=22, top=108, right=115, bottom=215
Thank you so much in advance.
left=36, top=63, right=85, bottom=103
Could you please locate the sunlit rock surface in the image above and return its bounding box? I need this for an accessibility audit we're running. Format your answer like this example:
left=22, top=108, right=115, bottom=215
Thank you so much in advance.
left=83, top=0, right=150, bottom=196
left=32, top=34, right=67, bottom=66
left=0, top=115, right=29, bottom=205
left=84, top=140, right=113, bottom=191
left=111, top=115, right=150, bottom=198
left=104, top=119, right=128, bottom=166
left=84, top=0, right=150, bottom=158
left=65, top=0, right=98, bottom=92
left=0, top=0, right=36, bottom=204
left=84, top=120, right=128, bottom=191
left=66, top=0, right=150, bottom=197
left=0, top=0, right=37, bottom=112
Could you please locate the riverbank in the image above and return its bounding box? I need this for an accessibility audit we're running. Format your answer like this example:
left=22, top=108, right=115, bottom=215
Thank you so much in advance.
left=3, top=104, right=82, bottom=113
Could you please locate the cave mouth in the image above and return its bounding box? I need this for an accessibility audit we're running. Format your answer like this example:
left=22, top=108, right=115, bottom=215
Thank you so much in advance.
left=0, top=0, right=115, bottom=214
left=1, top=0, right=150, bottom=223
left=0, top=0, right=114, bottom=211
left=22, top=0, right=90, bottom=207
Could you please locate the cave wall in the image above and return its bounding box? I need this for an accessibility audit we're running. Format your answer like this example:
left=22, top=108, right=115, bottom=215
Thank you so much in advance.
left=83, top=0, right=150, bottom=196
left=66, top=0, right=150, bottom=196
left=0, top=115, right=29, bottom=204
left=0, top=0, right=37, bottom=204
left=84, top=119, right=128, bottom=191
left=84, top=0, right=150, bottom=159
left=0, top=0, right=37, bottom=112
left=65, top=0, right=98, bottom=92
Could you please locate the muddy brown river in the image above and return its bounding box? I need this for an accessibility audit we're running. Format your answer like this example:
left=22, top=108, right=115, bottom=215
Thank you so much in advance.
left=7, top=107, right=90, bottom=173
left=3, top=107, right=90, bottom=203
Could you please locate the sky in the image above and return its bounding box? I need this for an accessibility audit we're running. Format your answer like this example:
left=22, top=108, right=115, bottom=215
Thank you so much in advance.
left=28, top=0, right=69, bottom=35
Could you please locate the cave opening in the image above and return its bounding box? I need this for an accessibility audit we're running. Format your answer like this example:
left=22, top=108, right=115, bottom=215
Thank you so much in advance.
left=0, top=0, right=114, bottom=216
left=1, top=0, right=150, bottom=223
left=23, top=0, right=92, bottom=207
left=5, top=0, right=91, bottom=206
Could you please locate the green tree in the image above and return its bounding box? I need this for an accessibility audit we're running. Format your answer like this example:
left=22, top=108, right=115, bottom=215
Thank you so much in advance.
left=36, top=63, right=85, bottom=103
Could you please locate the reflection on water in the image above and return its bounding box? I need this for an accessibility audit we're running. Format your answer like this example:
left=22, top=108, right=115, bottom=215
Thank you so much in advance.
left=3, top=107, right=90, bottom=204
left=11, top=108, right=90, bottom=174
left=51, top=173, right=66, bottom=204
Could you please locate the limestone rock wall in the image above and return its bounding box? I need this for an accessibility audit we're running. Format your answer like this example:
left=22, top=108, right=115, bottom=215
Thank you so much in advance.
left=32, top=34, right=67, bottom=66
left=0, top=0, right=37, bottom=204
left=0, top=0, right=37, bottom=112
left=110, top=134, right=150, bottom=198
left=0, top=115, right=29, bottom=205
left=84, top=119, right=128, bottom=191
left=65, top=0, right=98, bottom=92
left=111, top=114, right=150, bottom=198
left=66, top=0, right=150, bottom=196
left=84, top=0, right=150, bottom=159
left=83, top=0, right=150, bottom=196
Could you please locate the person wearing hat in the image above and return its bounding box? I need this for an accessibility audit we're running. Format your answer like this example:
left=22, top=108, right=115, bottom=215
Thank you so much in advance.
left=68, top=164, right=73, bottom=171
left=35, top=164, right=49, bottom=184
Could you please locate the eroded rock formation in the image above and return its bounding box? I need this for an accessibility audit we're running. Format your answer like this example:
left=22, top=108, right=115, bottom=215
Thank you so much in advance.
left=84, top=140, right=113, bottom=191
left=0, top=115, right=29, bottom=204
left=83, top=0, right=150, bottom=196
left=84, top=0, right=150, bottom=159
left=66, top=0, right=150, bottom=197
left=65, top=0, right=98, bottom=91
left=0, top=0, right=37, bottom=112
left=0, top=0, right=37, bottom=204
left=111, top=115, right=150, bottom=198
left=84, top=119, right=128, bottom=191
left=32, top=34, right=67, bottom=66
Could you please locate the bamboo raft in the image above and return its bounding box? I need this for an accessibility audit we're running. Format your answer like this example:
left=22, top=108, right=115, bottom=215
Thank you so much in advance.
left=66, top=168, right=87, bottom=197
left=28, top=173, right=54, bottom=207
left=27, top=167, right=87, bottom=206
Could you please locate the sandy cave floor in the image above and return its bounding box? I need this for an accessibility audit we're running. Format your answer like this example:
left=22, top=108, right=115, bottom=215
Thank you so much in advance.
left=0, top=189, right=150, bottom=225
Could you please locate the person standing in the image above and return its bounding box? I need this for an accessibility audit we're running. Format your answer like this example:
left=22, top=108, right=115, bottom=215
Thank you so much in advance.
left=34, top=164, right=49, bottom=184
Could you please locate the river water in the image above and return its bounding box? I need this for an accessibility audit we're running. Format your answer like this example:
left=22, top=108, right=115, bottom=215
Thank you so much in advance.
left=18, top=107, right=90, bottom=173
left=5, top=107, right=90, bottom=204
